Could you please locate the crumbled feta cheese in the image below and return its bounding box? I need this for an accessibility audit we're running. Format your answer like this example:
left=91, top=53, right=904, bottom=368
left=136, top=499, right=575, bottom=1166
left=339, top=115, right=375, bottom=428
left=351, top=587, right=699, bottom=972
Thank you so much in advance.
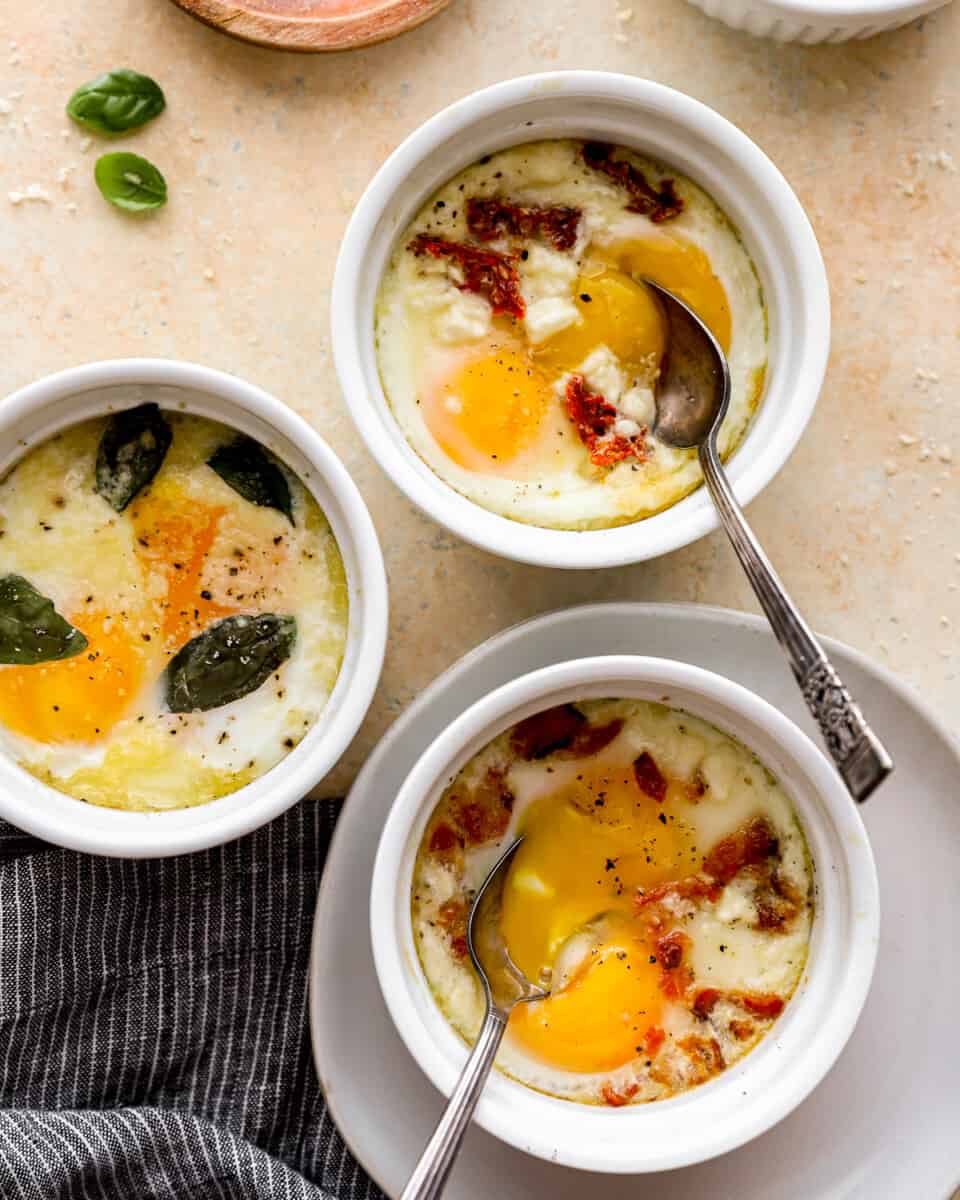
left=524, top=296, right=579, bottom=344
left=577, top=345, right=626, bottom=404
left=434, top=291, right=492, bottom=344
left=519, top=243, right=579, bottom=305
left=0, top=98, right=11, bottom=116
left=613, top=417, right=642, bottom=438
left=619, top=384, right=656, bottom=425
left=9, top=184, right=50, bottom=205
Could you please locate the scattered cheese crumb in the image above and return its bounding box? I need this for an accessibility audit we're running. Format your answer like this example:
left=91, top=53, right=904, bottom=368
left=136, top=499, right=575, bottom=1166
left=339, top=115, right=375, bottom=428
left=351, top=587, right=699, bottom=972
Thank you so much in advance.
left=57, top=165, right=76, bottom=190
left=614, top=32, right=629, bottom=43
left=0, top=98, right=11, bottom=116
left=839, top=553, right=850, bottom=567
left=883, top=460, right=898, bottom=476
left=616, top=7, right=634, bottom=18
left=929, top=149, right=957, bottom=173
left=79, top=137, right=92, bottom=153
left=915, top=366, right=940, bottom=384
left=853, top=271, right=867, bottom=284
left=938, top=445, right=953, bottom=463
left=898, top=433, right=917, bottom=446
left=203, top=268, right=216, bottom=281
left=189, top=128, right=204, bottom=142
left=9, top=184, right=51, bottom=205
left=65, top=202, right=77, bottom=214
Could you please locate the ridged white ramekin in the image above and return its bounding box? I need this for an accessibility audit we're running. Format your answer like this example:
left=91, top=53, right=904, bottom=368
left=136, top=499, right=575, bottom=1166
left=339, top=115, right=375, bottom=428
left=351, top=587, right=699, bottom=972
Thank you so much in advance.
left=370, top=655, right=879, bottom=1172
left=0, top=359, right=388, bottom=858
left=333, top=71, right=830, bottom=570
left=687, top=0, right=950, bottom=42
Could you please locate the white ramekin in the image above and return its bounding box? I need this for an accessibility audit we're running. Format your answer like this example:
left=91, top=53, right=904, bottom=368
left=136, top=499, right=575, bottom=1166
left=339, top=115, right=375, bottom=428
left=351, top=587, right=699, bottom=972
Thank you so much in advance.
left=0, top=359, right=388, bottom=858
left=687, top=0, right=950, bottom=42
left=370, top=655, right=879, bottom=1173
left=332, top=71, right=830, bottom=570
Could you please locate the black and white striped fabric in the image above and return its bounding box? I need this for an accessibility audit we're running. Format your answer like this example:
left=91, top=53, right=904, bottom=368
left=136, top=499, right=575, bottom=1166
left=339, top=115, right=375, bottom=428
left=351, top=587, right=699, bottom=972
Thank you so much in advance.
left=0, top=803, right=386, bottom=1199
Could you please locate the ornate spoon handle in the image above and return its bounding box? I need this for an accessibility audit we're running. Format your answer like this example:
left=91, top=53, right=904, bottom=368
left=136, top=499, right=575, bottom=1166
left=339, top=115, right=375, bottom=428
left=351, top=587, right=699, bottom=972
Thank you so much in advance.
left=400, top=1006, right=506, bottom=1200
left=699, top=442, right=892, bottom=802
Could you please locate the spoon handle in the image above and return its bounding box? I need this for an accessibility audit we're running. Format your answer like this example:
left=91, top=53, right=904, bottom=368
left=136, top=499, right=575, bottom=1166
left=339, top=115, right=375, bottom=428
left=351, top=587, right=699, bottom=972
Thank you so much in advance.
left=699, top=443, right=893, bottom=802
left=400, top=1006, right=507, bottom=1200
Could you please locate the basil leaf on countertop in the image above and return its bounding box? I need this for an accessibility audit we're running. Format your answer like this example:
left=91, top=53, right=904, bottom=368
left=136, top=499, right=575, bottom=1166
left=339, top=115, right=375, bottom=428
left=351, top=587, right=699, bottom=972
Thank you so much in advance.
left=0, top=575, right=89, bottom=665
left=165, top=614, right=297, bottom=713
left=94, top=152, right=167, bottom=212
left=95, top=403, right=173, bottom=511
left=67, top=69, right=166, bottom=136
left=207, top=436, right=294, bottom=525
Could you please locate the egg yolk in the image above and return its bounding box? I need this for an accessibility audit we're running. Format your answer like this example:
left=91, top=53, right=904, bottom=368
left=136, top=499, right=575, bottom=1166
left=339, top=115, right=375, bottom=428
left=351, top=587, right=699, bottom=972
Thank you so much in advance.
left=131, top=486, right=235, bottom=651
left=596, top=233, right=732, bottom=352
left=510, top=933, right=663, bottom=1073
left=501, top=763, right=698, bottom=984
left=534, top=268, right=667, bottom=380
left=426, top=341, right=553, bottom=472
left=0, top=610, right=149, bottom=744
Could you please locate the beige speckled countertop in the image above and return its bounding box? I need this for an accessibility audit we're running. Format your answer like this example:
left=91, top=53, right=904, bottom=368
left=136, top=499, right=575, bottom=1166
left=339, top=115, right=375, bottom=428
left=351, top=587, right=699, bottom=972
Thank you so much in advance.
left=1, top=0, right=958, bottom=795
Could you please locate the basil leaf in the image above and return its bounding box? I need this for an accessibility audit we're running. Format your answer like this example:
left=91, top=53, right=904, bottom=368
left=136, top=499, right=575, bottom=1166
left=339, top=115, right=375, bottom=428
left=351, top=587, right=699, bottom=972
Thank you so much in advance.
left=95, top=403, right=173, bottom=512
left=94, top=152, right=167, bottom=212
left=208, top=436, right=294, bottom=525
left=165, top=614, right=297, bottom=713
left=67, top=69, right=165, bottom=135
left=0, top=575, right=89, bottom=665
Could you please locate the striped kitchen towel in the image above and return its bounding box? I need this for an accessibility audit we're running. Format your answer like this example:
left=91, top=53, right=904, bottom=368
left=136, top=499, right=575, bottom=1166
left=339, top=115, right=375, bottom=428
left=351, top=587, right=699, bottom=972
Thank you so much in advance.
left=0, top=802, right=386, bottom=1199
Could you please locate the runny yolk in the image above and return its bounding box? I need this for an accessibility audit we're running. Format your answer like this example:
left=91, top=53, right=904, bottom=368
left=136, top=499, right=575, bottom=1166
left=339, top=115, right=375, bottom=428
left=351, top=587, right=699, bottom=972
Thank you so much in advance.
left=499, top=762, right=698, bottom=1073
left=0, top=610, right=148, bottom=744
left=131, top=489, right=235, bottom=651
left=533, top=268, right=667, bottom=380
left=426, top=342, right=553, bottom=472
left=595, top=233, right=732, bottom=352
left=509, top=935, right=663, bottom=1074
left=500, top=763, right=698, bottom=984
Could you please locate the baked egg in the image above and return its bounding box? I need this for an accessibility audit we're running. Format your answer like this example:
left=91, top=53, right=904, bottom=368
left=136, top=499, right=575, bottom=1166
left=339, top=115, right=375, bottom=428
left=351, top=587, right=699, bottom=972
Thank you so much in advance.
left=411, top=699, right=812, bottom=1105
left=376, top=139, right=767, bottom=531
left=0, top=407, right=348, bottom=812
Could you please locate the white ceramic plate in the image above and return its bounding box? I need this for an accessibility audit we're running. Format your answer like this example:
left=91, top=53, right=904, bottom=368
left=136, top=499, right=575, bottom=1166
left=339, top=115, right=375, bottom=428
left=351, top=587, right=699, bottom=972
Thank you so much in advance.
left=310, top=603, right=960, bottom=1200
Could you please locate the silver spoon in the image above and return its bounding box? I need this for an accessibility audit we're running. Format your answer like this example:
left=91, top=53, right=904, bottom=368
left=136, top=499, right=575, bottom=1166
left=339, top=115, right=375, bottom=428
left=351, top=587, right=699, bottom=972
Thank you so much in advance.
left=401, top=837, right=545, bottom=1200
left=646, top=279, right=893, bottom=803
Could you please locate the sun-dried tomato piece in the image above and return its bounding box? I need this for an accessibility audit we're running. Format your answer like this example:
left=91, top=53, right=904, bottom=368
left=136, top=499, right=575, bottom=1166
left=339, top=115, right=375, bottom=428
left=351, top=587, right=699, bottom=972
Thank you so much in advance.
left=634, top=750, right=667, bottom=802
left=692, top=988, right=720, bottom=1020
left=601, top=1081, right=640, bottom=1108
left=510, top=704, right=586, bottom=760
left=655, top=929, right=692, bottom=1000
left=676, top=1034, right=725, bottom=1084
left=568, top=718, right=624, bottom=758
left=729, top=1019, right=754, bottom=1041
left=702, top=816, right=778, bottom=885
left=437, top=897, right=469, bottom=959
left=450, top=768, right=514, bottom=846
left=691, top=987, right=784, bottom=1023
left=408, top=233, right=525, bottom=319
left=643, top=1025, right=666, bottom=1057
left=428, top=822, right=461, bottom=855
left=738, top=992, right=785, bottom=1019
left=581, top=141, right=684, bottom=223
left=635, top=876, right=721, bottom=912
left=565, top=375, right=648, bottom=468
left=656, top=929, right=688, bottom=971
left=466, top=197, right=582, bottom=252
